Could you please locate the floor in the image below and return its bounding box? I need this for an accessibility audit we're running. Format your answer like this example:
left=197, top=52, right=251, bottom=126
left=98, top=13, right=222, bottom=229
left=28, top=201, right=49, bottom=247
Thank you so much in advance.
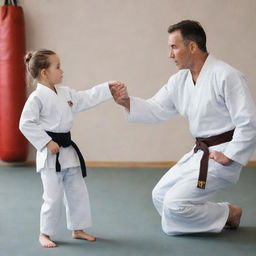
left=0, top=166, right=255, bottom=256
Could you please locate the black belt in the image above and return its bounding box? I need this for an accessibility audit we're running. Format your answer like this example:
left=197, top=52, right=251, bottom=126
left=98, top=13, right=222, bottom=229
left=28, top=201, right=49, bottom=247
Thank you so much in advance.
left=46, top=131, right=87, bottom=177
left=194, top=129, right=234, bottom=189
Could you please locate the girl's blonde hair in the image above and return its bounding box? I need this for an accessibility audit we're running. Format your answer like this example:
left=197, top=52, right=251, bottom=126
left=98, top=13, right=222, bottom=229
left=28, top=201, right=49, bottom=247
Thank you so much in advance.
left=24, top=49, right=56, bottom=79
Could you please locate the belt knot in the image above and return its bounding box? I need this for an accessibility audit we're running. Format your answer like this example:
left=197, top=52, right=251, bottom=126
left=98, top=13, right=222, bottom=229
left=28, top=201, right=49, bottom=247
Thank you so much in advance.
left=194, top=129, right=234, bottom=189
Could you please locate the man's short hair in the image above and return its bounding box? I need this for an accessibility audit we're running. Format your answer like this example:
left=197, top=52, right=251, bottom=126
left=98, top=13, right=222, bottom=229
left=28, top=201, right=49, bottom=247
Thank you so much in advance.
left=168, top=20, right=207, bottom=53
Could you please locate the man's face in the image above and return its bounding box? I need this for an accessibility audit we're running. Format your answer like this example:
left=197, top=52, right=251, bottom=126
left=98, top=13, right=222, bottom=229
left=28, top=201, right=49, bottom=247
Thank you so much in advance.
left=168, top=30, right=192, bottom=70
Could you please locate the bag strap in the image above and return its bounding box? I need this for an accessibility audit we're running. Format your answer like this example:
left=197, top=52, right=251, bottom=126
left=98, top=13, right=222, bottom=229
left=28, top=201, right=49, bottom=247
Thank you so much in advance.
left=4, top=0, right=18, bottom=6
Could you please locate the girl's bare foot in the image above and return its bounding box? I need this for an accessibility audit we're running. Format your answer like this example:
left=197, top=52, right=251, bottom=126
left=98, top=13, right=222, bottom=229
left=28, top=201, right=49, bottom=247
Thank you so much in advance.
left=72, top=230, right=96, bottom=242
left=39, top=233, right=57, bottom=248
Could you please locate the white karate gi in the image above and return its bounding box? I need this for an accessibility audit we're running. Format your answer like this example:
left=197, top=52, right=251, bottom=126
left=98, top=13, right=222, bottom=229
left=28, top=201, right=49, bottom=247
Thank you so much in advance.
left=19, top=82, right=112, bottom=235
left=126, top=55, right=256, bottom=235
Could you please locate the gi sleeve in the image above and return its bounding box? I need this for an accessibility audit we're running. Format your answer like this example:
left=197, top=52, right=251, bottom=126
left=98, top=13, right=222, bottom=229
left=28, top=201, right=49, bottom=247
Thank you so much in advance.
left=68, top=82, right=112, bottom=113
left=19, top=95, right=52, bottom=151
left=125, top=79, right=178, bottom=123
left=223, top=72, right=256, bottom=165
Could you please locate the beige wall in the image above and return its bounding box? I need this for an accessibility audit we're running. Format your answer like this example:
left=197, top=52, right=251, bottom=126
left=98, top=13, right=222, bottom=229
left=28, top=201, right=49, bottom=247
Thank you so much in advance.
left=8, top=0, right=256, bottom=162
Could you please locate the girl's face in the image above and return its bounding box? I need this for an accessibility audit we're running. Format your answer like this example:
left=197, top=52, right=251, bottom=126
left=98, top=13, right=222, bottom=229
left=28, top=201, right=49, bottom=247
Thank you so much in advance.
left=42, top=54, right=64, bottom=86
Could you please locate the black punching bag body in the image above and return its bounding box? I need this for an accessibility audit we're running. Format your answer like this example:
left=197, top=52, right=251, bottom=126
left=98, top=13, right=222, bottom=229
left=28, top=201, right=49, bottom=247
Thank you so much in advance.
left=0, top=0, right=28, bottom=162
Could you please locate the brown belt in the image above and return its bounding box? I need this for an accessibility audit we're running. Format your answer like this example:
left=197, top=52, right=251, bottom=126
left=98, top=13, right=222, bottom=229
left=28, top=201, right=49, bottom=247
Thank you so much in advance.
left=194, top=129, right=235, bottom=189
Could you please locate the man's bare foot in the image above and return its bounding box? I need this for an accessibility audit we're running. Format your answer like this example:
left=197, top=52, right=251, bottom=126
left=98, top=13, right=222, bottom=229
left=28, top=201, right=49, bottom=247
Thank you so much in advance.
left=39, top=233, right=57, bottom=248
left=225, top=205, right=242, bottom=229
left=72, top=230, right=96, bottom=242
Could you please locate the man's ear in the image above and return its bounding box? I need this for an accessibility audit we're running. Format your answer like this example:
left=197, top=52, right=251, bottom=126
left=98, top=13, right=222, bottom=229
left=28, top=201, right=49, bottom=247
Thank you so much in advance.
left=189, top=41, right=197, bottom=54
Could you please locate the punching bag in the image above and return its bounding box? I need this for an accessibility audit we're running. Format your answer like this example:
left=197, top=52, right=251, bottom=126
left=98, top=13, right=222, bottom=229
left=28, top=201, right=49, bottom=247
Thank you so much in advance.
left=0, top=0, right=28, bottom=162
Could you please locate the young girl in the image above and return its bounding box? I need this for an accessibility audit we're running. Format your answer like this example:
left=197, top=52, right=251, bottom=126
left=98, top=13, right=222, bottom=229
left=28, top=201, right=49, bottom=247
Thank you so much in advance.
left=19, top=49, right=126, bottom=248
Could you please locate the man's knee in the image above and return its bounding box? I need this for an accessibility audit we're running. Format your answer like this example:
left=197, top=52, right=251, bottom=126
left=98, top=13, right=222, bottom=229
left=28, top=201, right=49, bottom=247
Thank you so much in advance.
left=161, top=200, right=193, bottom=235
left=161, top=225, right=180, bottom=236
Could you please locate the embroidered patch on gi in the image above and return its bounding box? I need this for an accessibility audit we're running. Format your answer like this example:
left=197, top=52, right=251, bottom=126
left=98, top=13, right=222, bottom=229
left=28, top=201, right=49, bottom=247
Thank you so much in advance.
left=67, top=100, right=73, bottom=107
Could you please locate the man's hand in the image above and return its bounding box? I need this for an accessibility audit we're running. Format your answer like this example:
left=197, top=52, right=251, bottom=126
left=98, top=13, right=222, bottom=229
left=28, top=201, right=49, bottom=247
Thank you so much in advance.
left=209, top=151, right=233, bottom=165
left=109, top=81, right=130, bottom=111
left=47, top=140, right=60, bottom=155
